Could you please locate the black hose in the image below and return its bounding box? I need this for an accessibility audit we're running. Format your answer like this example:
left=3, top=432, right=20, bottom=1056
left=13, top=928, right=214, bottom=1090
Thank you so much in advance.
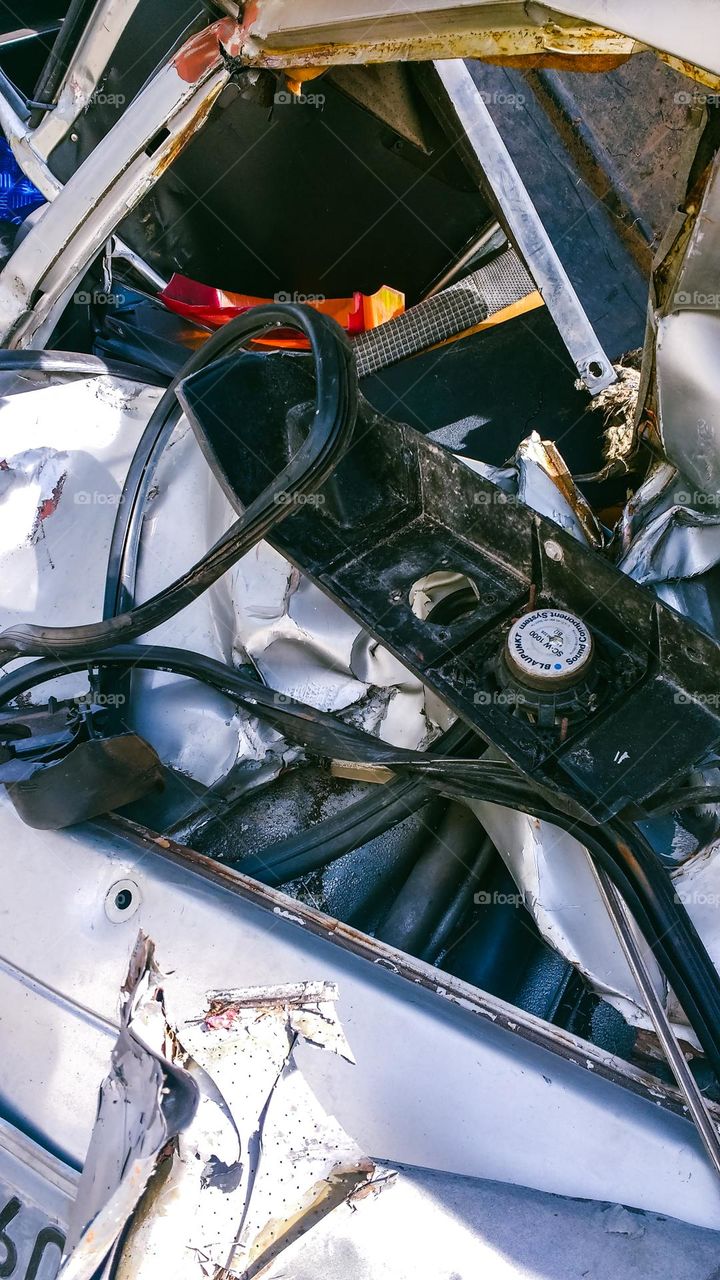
left=645, top=786, right=720, bottom=816
left=375, top=803, right=484, bottom=953
left=0, top=643, right=475, bottom=882
left=420, top=833, right=495, bottom=963
left=239, top=775, right=431, bottom=885
left=101, top=307, right=284, bottom=621
left=0, top=305, right=356, bottom=663
left=0, top=349, right=169, bottom=387
left=30, top=0, right=98, bottom=125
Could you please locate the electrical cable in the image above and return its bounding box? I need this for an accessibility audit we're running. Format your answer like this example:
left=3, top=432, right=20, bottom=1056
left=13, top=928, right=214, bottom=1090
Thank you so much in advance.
left=2, top=645, right=720, bottom=1078
left=644, top=786, right=720, bottom=817
left=0, top=348, right=170, bottom=387
left=0, top=304, right=357, bottom=663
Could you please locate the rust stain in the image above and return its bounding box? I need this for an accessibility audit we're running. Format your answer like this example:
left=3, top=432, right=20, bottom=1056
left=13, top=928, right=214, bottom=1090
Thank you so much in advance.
left=237, top=13, right=720, bottom=89
left=34, top=472, right=66, bottom=531
left=658, top=53, right=720, bottom=92
left=484, top=51, right=632, bottom=72
left=239, top=21, right=636, bottom=70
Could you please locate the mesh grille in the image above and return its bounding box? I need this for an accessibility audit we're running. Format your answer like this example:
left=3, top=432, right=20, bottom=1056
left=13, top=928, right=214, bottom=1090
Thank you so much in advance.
left=354, top=248, right=534, bottom=378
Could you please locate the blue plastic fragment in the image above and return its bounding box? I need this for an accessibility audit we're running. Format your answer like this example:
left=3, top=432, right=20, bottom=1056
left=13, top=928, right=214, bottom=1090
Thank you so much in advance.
left=0, top=136, right=45, bottom=225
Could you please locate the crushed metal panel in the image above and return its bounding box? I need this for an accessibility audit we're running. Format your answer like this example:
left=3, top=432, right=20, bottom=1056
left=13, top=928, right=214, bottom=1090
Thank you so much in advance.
left=59, top=934, right=199, bottom=1280
left=3, top=804, right=720, bottom=1227
left=60, top=938, right=384, bottom=1280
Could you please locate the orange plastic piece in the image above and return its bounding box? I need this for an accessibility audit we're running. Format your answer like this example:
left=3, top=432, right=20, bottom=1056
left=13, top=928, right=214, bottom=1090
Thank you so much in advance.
left=159, top=275, right=405, bottom=348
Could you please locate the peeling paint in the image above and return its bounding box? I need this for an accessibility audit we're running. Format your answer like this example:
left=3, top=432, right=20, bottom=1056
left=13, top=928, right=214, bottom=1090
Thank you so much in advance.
left=173, top=17, right=243, bottom=83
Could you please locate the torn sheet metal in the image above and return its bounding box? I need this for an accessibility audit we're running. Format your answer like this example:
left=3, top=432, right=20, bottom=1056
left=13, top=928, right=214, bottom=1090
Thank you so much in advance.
left=449, top=429, right=601, bottom=545
left=618, top=465, right=720, bottom=641
left=468, top=798, right=671, bottom=1035
left=620, top=505, right=720, bottom=585
left=59, top=936, right=198, bottom=1280
left=60, top=938, right=382, bottom=1280
left=511, top=431, right=603, bottom=546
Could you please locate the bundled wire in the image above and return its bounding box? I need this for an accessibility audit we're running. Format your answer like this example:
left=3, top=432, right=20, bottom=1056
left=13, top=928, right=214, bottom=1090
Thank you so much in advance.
left=2, top=643, right=720, bottom=1079
left=0, top=303, right=357, bottom=663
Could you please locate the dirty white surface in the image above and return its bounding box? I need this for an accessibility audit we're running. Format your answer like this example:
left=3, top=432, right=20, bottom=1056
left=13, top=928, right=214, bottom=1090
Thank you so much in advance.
left=0, top=371, right=157, bottom=622
left=260, top=1162, right=720, bottom=1280
left=5, top=803, right=720, bottom=1230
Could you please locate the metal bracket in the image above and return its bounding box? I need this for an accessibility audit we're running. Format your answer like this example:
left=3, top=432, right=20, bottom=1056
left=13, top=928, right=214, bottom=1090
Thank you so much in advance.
left=432, top=59, right=616, bottom=395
